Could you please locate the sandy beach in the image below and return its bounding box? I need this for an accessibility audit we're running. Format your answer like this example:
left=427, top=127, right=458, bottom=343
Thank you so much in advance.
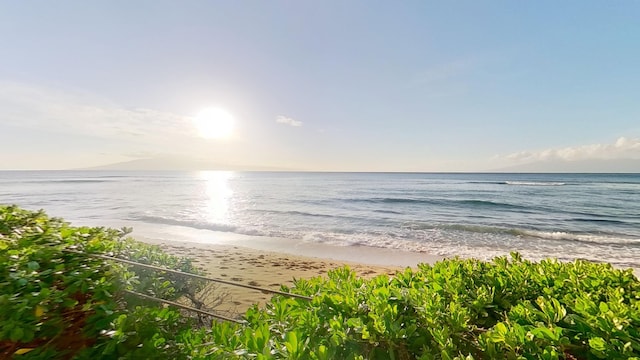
left=143, top=238, right=414, bottom=314
left=130, top=215, right=640, bottom=315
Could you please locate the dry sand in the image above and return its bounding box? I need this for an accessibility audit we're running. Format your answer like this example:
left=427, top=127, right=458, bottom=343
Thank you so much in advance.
left=133, top=234, right=640, bottom=316
left=149, top=240, right=405, bottom=315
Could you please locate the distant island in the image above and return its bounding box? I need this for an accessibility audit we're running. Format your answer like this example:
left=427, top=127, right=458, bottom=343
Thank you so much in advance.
left=78, top=157, right=298, bottom=172
left=76, top=157, right=640, bottom=173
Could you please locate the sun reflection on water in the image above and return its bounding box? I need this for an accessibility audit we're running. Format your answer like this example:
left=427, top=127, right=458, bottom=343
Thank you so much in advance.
left=198, top=170, right=234, bottom=224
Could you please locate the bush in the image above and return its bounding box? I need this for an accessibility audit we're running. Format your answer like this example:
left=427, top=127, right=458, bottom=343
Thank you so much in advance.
left=196, top=255, right=640, bottom=359
left=2, top=205, right=639, bottom=359
left=0, top=205, right=203, bottom=359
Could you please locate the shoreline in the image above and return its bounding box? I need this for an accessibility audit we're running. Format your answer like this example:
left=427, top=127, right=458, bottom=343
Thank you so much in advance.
left=127, top=221, right=444, bottom=268
left=127, top=222, right=443, bottom=314
left=140, top=238, right=412, bottom=314
left=143, top=237, right=640, bottom=315
left=90, top=220, right=639, bottom=314
left=86, top=218, right=640, bottom=272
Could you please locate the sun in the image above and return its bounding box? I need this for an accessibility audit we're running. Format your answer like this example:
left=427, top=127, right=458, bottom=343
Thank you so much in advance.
left=193, top=107, right=234, bottom=139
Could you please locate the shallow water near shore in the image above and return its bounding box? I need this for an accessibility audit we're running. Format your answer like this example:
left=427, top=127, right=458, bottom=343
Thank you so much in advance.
left=1, top=171, right=639, bottom=269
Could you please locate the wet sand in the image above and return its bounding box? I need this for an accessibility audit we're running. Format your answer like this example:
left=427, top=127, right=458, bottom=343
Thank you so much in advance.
left=133, top=230, right=639, bottom=315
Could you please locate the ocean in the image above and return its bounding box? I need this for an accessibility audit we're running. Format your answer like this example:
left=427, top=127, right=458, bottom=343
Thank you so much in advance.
left=1, top=171, right=639, bottom=269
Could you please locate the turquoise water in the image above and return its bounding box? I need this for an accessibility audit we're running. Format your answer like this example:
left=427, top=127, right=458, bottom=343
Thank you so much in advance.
left=1, top=171, right=639, bottom=268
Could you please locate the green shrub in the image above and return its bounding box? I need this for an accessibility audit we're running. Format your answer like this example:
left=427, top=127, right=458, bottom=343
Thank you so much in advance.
left=0, top=205, right=201, bottom=359
left=197, top=254, right=640, bottom=359
left=3, top=205, right=639, bottom=359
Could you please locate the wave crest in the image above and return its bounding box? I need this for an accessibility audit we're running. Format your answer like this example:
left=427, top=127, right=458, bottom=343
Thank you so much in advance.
left=505, top=181, right=566, bottom=186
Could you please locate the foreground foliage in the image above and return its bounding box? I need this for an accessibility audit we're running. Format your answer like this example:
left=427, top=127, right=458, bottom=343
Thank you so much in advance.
left=0, top=205, right=203, bottom=359
left=2, top=205, right=640, bottom=359
left=194, top=256, right=640, bottom=359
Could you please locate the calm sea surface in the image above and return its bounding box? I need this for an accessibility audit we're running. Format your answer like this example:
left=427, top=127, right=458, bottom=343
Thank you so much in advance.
left=1, top=171, right=639, bottom=268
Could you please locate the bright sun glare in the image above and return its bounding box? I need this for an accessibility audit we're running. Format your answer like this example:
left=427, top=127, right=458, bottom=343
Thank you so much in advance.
left=193, top=107, right=234, bottom=139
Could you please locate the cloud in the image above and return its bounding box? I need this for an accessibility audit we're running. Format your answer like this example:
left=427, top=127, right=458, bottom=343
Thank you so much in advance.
left=503, top=137, right=640, bottom=163
left=276, top=115, right=302, bottom=127
left=0, top=81, right=198, bottom=150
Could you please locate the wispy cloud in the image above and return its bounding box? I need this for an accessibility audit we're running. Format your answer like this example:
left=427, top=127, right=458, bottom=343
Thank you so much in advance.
left=0, top=81, right=198, bottom=148
left=276, top=115, right=303, bottom=127
left=503, top=137, right=640, bottom=163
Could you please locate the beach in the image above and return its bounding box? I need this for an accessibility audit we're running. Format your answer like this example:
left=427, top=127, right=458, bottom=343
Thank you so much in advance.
left=138, top=235, right=440, bottom=314
left=3, top=170, right=639, bottom=314
left=137, top=230, right=640, bottom=315
left=4, top=171, right=638, bottom=271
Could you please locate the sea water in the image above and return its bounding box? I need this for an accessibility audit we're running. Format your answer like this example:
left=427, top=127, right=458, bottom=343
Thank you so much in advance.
left=1, top=171, right=639, bottom=269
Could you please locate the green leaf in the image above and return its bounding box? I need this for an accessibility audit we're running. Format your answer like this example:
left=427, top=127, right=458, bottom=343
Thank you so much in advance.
left=589, top=337, right=607, bottom=352
left=598, top=302, right=609, bottom=313
left=285, top=331, right=299, bottom=356
left=316, top=345, right=328, bottom=360
left=530, top=327, right=559, bottom=341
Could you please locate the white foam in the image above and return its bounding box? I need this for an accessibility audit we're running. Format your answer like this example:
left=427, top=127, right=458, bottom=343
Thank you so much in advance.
left=505, top=181, right=566, bottom=186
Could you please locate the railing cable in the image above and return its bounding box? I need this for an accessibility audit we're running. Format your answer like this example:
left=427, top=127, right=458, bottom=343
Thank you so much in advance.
left=122, top=290, right=244, bottom=324
left=63, top=249, right=312, bottom=301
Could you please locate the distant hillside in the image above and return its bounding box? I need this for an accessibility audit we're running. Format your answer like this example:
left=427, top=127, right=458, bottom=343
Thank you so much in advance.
left=493, top=158, right=640, bottom=173
left=80, top=158, right=295, bottom=171
left=79, top=157, right=640, bottom=173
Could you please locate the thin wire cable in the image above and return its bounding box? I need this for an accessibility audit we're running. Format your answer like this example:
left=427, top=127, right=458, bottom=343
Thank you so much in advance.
left=63, top=249, right=312, bottom=300
left=123, top=290, right=244, bottom=324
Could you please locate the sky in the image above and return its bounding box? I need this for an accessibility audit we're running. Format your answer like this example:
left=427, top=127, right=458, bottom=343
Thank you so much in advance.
left=0, top=1, right=639, bottom=172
